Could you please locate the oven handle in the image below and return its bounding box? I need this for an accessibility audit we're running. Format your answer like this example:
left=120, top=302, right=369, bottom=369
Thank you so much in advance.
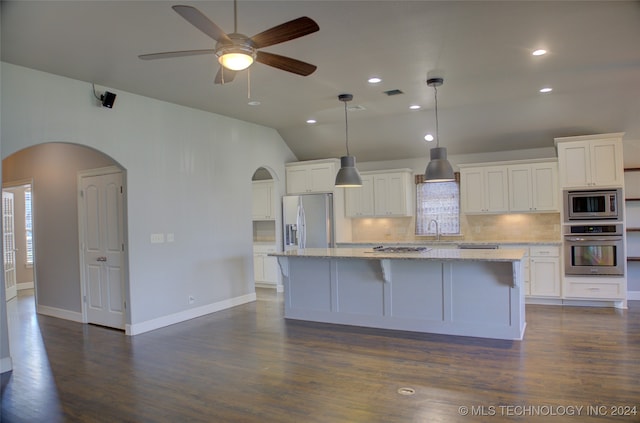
left=564, top=236, right=623, bottom=242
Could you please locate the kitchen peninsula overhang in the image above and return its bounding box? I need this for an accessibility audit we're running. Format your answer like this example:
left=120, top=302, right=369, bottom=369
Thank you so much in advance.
left=270, top=247, right=527, bottom=340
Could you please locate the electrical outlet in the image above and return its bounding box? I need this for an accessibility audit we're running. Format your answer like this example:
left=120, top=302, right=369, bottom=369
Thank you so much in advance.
left=188, top=295, right=195, bottom=304
left=166, top=233, right=175, bottom=243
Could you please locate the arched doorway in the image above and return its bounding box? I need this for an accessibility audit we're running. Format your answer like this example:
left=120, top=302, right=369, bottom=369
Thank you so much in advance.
left=2, top=142, right=130, bottom=331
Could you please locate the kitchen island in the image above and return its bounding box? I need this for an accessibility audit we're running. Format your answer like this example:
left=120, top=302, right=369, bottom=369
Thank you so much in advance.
left=270, top=247, right=527, bottom=340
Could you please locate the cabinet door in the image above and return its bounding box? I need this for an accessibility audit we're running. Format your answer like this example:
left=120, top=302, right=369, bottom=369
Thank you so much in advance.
left=484, top=167, right=509, bottom=212
left=252, top=182, right=273, bottom=220
left=308, top=165, right=335, bottom=193
left=286, top=167, right=309, bottom=194
left=384, top=173, right=410, bottom=216
left=508, top=165, right=532, bottom=212
left=590, top=140, right=624, bottom=187
left=558, top=141, right=590, bottom=188
left=253, top=254, right=265, bottom=281
left=263, top=256, right=279, bottom=284
left=345, top=175, right=374, bottom=217
left=529, top=257, right=560, bottom=297
left=531, top=163, right=558, bottom=211
left=461, top=169, right=485, bottom=213
left=373, top=174, right=390, bottom=215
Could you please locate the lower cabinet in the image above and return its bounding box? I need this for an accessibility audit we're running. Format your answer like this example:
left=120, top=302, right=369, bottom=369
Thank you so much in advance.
left=529, top=246, right=561, bottom=297
left=253, top=245, right=278, bottom=286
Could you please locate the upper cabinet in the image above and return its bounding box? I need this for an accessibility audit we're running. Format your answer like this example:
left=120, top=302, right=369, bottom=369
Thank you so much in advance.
left=555, top=133, right=624, bottom=189
left=252, top=180, right=276, bottom=220
left=345, top=169, right=413, bottom=217
left=508, top=162, right=559, bottom=212
left=286, top=159, right=339, bottom=194
left=460, top=166, right=509, bottom=214
left=460, top=159, right=559, bottom=214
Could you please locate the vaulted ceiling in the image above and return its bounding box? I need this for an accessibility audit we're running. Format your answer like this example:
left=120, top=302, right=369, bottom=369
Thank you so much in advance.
left=2, top=1, right=640, bottom=162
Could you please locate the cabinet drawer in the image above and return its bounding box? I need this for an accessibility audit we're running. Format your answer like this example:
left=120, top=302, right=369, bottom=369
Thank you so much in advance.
left=564, top=281, right=624, bottom=299
left=530, top=245, right=559, bottom=257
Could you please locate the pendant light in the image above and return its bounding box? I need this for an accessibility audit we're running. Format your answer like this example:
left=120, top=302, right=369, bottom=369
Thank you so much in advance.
left=425, top=77, right=455, bottom=182
left=335, top=93, right=363, bottom=187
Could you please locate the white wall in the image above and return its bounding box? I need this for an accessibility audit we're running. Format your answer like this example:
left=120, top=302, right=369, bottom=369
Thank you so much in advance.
left=1, top=63, right=296, bottom=331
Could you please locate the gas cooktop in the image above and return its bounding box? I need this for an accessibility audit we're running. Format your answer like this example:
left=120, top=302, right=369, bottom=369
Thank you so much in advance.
left=372, top=246, right=430, bottom=253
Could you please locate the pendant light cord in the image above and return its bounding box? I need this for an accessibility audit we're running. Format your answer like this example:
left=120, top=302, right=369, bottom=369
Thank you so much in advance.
left=344, top=100, right=350, bottom=156
left=434, top=84, right=440, bottom=148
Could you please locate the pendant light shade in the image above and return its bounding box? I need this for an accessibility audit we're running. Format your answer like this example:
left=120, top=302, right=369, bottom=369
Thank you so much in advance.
left=335, top=155, right=362, bottom=187
left=335, top=93, right=362, bottom=187
left=425, top=77, right=455, bottom=183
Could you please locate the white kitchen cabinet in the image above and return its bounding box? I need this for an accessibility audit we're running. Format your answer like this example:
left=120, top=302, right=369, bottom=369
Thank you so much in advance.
left=345, top=169, right=413, bottom=217
left=460, top=166, right=509, bottom=214
left=508, top=161, right=559, bottom=212
left=345, top=174, right=374, bottom=217
left=252, top=180, right=276, bottom=220
left=285, top=159, right=339, bottom=194
left=529, top=245, right=561, bottom=297
left=373, top=171, right=413, bottom=216
left=253, top=245, right=278, bottom=286
left=555, top=133, right=624, bottom=189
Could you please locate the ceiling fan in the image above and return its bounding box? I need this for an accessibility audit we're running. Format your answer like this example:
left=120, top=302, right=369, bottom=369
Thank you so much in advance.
left=139, top=3, right=319, bottom=84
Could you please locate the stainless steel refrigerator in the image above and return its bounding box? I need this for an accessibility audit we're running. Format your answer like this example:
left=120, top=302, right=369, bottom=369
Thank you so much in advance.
left=283, top=193, right=335, bottom=251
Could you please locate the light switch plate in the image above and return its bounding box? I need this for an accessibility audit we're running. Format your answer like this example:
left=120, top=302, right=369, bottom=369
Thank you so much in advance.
left=150, top=233, right=165, bottom=244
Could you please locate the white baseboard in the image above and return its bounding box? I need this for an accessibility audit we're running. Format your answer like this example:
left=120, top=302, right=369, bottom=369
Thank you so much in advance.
left=17, top=282, right=34, bottom=290
left=125, top=292, right=257, bottom=336
left=627, top=291, right=640, bottom=301
left=0, top=356, right=13, bottom=374
left=37, top=305, right=83, bottom=323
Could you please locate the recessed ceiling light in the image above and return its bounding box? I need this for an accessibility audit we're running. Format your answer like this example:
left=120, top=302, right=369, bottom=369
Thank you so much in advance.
left=306, top=119, right=317, bottom=124
left=532, top=49, right=547, bottom=56
left=424, top=134, right=434, bottom=142
left=409, top=105, right=421, bottom=110
left=368, top=77, right=382, bottom=84
left=248, top=100, right=261, bottom=106
left=539, top=87, right=553, bottom=93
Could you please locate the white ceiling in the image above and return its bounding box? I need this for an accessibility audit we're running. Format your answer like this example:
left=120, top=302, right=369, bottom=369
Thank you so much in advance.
left=2, top=1, right=640, bottom=162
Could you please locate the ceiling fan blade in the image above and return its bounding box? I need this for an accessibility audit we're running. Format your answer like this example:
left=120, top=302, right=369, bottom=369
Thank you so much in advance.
left=172, top=5, right=231, bottom=43
left=256, top=51, right=317, bottom=76
left=138, top=49, right=215, bottom=60
left=214, top=67, right=237, bottom=84
left=250, top=17, right=319, bottom=49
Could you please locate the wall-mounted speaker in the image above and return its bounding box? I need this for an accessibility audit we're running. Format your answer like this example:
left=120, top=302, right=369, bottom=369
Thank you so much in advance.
left=101, top=91, right=117, bottom=108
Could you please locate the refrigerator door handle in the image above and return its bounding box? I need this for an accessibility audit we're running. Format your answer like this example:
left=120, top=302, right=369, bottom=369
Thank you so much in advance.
left=297, top=201, right=306, bottom=249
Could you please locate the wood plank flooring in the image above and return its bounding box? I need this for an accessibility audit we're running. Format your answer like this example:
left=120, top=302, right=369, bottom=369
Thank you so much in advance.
left=2, top=289, right=639, bottom=422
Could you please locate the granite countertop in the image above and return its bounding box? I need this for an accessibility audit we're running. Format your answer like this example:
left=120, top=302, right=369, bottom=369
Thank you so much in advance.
left=270, top=247, right=526, bottom=262
left=337, top=240, right=562, bottom=246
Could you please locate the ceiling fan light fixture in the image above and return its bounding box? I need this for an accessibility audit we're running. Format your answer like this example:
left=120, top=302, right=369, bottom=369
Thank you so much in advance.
left=217, top=44, right=256, bottom=71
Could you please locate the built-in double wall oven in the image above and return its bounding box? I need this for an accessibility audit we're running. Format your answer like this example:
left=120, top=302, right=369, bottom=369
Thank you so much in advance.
left=563, top=188, right=625, bottom=276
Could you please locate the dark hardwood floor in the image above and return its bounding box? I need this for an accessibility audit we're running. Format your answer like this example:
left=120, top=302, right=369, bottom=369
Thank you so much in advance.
left=2, top=289, right=639, bottom=422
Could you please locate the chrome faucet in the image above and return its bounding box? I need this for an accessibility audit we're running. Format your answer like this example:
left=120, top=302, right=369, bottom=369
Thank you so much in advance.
left=428, top=219, right=440, bottom=241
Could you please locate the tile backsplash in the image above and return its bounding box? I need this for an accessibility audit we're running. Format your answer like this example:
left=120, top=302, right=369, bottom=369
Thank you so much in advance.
left=351, top=213, right=561, bottom=243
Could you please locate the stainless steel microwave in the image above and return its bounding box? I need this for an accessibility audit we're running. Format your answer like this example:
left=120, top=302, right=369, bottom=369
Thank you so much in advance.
left=564, top=189, right=622, bottom=221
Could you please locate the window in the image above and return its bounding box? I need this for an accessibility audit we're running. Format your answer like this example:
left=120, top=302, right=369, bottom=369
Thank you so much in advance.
left=415, top=177, right=460, bottom=235
left=25, top=187, right=33, bottom=265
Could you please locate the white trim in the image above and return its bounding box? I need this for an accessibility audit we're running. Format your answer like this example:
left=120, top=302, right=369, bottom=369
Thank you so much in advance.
left=125, top=292, right=257, bottom=336
left=37, top=305, right=83, bottom=322
left=627, top=291, right=640, bottom=301
left=0, top=356, right=13, bottom=374
left=17, top=282, right=34, bottom=290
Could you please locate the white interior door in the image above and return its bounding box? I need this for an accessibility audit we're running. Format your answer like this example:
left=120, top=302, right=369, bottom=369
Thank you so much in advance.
left=3, top=191, right=18, bottom=301
left=80, top=170, right=125, bottom=329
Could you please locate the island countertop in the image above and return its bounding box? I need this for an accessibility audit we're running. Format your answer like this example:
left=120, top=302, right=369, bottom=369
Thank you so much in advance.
left=270, top=247, right=526, bottom=262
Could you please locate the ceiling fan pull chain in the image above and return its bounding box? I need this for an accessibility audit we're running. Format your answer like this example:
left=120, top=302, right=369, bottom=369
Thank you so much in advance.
left=248, top=67, right=251, bottom=99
